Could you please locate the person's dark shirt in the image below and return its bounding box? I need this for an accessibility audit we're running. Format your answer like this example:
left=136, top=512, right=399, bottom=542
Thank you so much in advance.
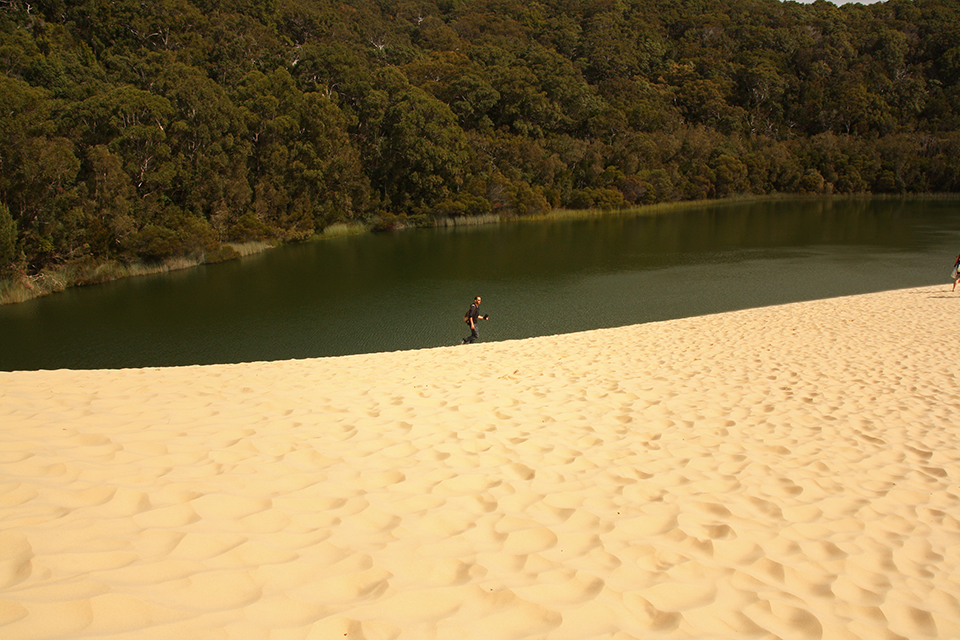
left=468, top=302, right=480, bottom=324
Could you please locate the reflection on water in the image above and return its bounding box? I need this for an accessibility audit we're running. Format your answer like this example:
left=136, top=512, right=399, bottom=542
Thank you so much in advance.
left=2, top=197, right=958, bottom=371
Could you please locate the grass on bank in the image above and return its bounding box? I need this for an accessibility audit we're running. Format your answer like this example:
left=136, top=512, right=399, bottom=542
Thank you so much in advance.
left=0, top=241, right=278, bottom=306
left=519, top=199, right=737, bottom=223
left=517, top=193, right=832, bottom=223
left=314, top=223, right=367, bottom=238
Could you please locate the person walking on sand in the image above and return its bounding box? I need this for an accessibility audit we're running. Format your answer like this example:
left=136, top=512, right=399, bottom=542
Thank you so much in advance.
left=461, top=295, right=489, bottom=344
left=953, top=254, right=960, bottom=291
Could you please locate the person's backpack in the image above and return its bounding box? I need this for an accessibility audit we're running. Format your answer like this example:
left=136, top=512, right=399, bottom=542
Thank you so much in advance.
left=464, top=309, right=471, bottom=324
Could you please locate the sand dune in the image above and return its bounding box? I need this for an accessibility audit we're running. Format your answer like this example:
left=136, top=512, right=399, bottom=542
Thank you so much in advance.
left=1, top=285, right=959, bottom=639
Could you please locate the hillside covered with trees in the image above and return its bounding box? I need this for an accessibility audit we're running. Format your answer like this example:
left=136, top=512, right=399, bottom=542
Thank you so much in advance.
left=1, top=0, right=959, bottom=285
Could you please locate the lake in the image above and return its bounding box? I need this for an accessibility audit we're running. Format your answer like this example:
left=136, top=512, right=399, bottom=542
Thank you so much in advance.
left=1, top=197, right=958, bottom=371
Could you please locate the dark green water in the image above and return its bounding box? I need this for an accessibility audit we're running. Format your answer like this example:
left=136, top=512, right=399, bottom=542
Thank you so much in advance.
left=2, top=197, right=959, bottom=371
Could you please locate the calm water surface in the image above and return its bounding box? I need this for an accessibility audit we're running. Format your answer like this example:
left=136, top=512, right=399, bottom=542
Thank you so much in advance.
left=2, top=197, right=959, bottom=371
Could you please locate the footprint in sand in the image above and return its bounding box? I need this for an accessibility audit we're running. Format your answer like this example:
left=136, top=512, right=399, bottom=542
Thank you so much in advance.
left=513, top=569, right=605, bottom=606
left=0, top=531, right=33, bottom=589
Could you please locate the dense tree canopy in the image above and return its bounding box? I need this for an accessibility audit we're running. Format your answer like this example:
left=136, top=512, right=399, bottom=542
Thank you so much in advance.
left=1, top=0, right=958, bottom=276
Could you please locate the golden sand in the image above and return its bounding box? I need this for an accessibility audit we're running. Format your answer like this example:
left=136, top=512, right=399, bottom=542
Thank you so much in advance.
left=1, top=285, right=959, bottom=639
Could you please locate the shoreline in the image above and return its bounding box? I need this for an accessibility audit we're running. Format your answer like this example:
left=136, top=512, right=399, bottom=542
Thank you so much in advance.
left=1, top=285, right=959, bottom=639
left=0, top=197, right=711, bottom=306
left=6, top=193, right=957, bottom=307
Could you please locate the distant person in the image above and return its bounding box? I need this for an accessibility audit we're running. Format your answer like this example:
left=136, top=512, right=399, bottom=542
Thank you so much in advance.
left=461, top=295, right=489, bottom=344
left=953, top=254, right=960, bottom=292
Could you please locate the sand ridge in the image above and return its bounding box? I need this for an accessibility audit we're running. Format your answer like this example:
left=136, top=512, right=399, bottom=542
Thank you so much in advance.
left=1, top=285, right=959, bottom=639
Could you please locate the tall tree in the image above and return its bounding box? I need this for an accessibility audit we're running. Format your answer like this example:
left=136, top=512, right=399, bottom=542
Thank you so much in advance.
left=374, top=70, right=469, bottom=211
left=0, top=201, right=17, bottom=274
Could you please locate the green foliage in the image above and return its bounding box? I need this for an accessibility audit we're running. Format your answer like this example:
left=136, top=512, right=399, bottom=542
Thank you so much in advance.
left=0, top=202, right=17, bottom=274
left=374, top=72, right=469, bottom=210
left=0, top=0, right=959, bottom=292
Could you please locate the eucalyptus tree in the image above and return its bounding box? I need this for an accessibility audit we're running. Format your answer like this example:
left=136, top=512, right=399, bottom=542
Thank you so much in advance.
left=237, top=68, right=367, bottom=239
left=363, top=68, right=469, bottom=213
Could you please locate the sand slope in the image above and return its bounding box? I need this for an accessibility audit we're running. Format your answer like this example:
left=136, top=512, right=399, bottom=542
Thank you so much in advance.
left=1, top=285, right=959, bottom=639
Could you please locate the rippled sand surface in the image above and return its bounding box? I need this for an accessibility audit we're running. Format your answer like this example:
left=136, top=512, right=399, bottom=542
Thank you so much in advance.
left=2, top=285, right=959, bottom=639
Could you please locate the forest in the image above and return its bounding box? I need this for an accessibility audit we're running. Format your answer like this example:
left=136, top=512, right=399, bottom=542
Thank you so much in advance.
left=1, top=0, right=959, bottom=290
